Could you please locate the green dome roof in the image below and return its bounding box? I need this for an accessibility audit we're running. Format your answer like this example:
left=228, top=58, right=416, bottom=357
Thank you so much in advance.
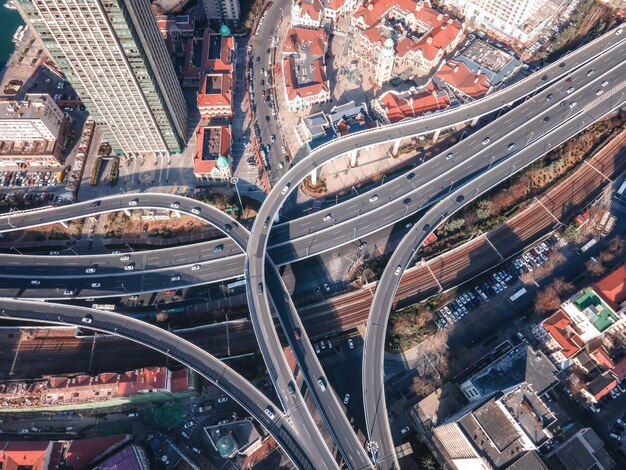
left=217, top=155, right=229, bottom=169
left=381, top=37, right=395, bottom=58
left=220, top=24, right=231, bottom=36
left=217, top=435, right=237, bottom=457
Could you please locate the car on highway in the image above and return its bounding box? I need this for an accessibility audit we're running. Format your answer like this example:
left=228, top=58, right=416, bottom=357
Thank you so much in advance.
left=405, top=222, right=413, bottom=228
left=394, top=265, right=402, bottom=276
left=31, top=280, right=40, bottom=285
left=544, top=116, right=550, bottom=123
left=569, top=101, right=577, bottom=108
left=50, top=251, right=59, bottom=255
left=455, top=195, right=464, bottom=203
left=407, top=172, right=415, bottom=179
left=401, top=426, right=411, bottom=435
left=64, top=289, right=74, bottom=295
left=587, top=69, right=594, bottom=76
left=270, top=134, right=276, bottom=142
left=508, top=143, right=516, bottom=150
left=257, top=282, right=263, bottom=294
left=281, top=183, right=290, bottom=195
left=218, top=420, right=229, bottom=425
left=192, top=264, right=201, bottom=271
left=446, top=152, right=454, bottom=160
left=318, top=378, right=327, bottom=392
left=293, top=328, right=301, bottom=340
left=170, top=202, right=180, bottom=209
left=369, top=195, right=379, bottom=203
left=482, top=137, right=491, bottom=145
left=91, top=283, right=100, bottom=288
left=90, top=201, right=100, bottom=207
left=171, top=275, right=181, bottom=281
left=323, top=283, right=330, bottom=292
left=224, top=223, right=232, bottom=231
left=403, top=198, right=411, bottom=205
left=546, top=93, right=553, bottom=101
left=191, top=207, right=201, bottom=215
left=128, top=199, right=138, bottom=206
left=213, top=244, right=223, bottom=253
left=279, top=162, right=284, bottom=169
left=120, top=255, right=130, bottom=261
left=567, top=87, right=574, bottom=94
left=184, top=421, right=194, bottom=429
left=348, top=338, right=354, bottom=349
left=125, top=263, right=135, bottom=271
left=423, top=224, right=430, bottom=232
left=288, top=382, right=296, bottom=396
left=265, top=407, right=276, bottom=420
left=315, top=343, right=320, bottom=353
left=596, top=89, right=604, bottom=96
left=263, top=216, right=270, bottom=229
left=344, top=394, right=350, bottom=404
left=85, top=267, right=96, bottom=273
left=217, top=397, right=228, bottom=404
left=265, top=115, right=270, bottom=122
left=602, top=80, right=609, bottom=87
left=323, top=214, right=332, bottom=221
left=81, top=314, right=93, bottom=324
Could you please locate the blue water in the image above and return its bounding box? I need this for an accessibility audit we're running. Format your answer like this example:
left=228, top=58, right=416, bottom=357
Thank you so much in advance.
left=0, top=6, right=24, bottom=69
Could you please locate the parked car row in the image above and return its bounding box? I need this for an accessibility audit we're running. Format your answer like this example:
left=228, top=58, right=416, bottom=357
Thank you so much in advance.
left=0, top=170, right=58, bottom=188
left=435, top=236, right=559, bottom=329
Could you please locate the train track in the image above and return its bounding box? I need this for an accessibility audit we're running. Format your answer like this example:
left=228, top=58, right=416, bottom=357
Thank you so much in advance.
left=1, top=130, right=625, bottom=379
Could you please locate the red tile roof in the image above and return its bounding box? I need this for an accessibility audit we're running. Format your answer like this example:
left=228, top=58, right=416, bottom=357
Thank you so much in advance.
left=194, top=125, right=231, bottom=174
left=170, top=369, right=190, bottom=393
left=591, top=347, right=615, bottom=370
left=377, top=88, right=449, bottom=123
left=543, top=311, right=584, bottom=358
left=282, top=27, right=328, bottom=57
left=0, top=441, right=50, bottom=470
left=197, top=74, right=232, bottom=113
left=283, top=56, right=329, bottom=101
left=295, top=0, right=324, bottom=21
left=326, top=0, right=346, bottom=10
left=66, top=435, right=129, bottom=470
left=435, top=61, right=491, bottom=99
left=594, top=263, right=626, bottom=310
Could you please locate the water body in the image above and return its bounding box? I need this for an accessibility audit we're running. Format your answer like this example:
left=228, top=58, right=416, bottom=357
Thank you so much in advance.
left=0, top=5, right=24, bottom=69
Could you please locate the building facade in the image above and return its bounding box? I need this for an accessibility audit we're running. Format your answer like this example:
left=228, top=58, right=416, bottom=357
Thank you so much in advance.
left=0, top=94, right=65, bottom=166
left=203, top=0, right=241, bottom=23
left=16, top=0, right=188, bottom=158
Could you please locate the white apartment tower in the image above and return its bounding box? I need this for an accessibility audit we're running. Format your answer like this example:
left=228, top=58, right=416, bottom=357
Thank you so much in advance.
left=16, top=0, right=188, bottom=157
left=447, top=0, right=543, bottom=40
left=202, top=0, right=241, bottom=23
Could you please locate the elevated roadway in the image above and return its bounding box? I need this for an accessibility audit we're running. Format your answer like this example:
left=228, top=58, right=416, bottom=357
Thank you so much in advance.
left=362, top=71, right=626, bottom=469
left=0, top=298, right=333, bottom=470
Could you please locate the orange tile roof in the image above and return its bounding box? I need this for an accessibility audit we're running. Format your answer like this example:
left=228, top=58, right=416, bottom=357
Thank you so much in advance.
left=206, top=32, right=234, bottom=74
left=594, top=263, right=626, bottom=310
left=378, top=88, right=449, bottom=123
left=612, top=356, right=626, bottom=381
left=543, top=311, right=583, bottom=358
left=0, top=441, right=50, bottom=470
left=283, top=56, right=329, bottom=101
left=170, top=369, right=190, bottom=393
left=326, top=0, right=346, bottom=10
left=591, top=347, right=615, bottom=370
left=282, top=27, right=328, bottom=57
left=435, top=61, right=491, bottom=99
left=197, top=74, right=232, bottom=112
left=194, top=125, right=231, bottom=174
left=295, top=0, right=324, bottom=21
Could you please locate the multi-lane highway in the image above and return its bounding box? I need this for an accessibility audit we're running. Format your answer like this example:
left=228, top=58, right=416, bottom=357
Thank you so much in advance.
left=1, top=26, right=625, bottom=470
left=362, top=63, right=626, bottom=468
left=0, top=298, right=332, bottom=470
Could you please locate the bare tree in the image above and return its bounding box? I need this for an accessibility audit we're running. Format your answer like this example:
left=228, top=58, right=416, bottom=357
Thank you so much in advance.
left=585, top=259, right=605, bottom=276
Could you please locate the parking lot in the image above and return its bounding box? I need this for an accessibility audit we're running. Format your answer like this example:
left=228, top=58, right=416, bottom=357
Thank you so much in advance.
left=435, top=236, right=559, bottom=329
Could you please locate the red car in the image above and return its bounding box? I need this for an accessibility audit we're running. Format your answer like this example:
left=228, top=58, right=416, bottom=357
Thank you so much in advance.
left=293, top=328, right=301, bottom=341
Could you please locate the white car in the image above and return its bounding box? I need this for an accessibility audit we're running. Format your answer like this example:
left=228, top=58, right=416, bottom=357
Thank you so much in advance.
left=401, top=426, right=410, bottom=435
left=171, top=275, right=181, bottom=281
left=315, top=344, right=321, bottom=354
left=31, top=280, right=40, bottom=285
left=265, top=408, right=276, bottom=420
left=192, top=264, right=201, bottom=271
left=85, top=267, right=96, bottom=273
left=125, top=264, right=135, bottom=271
left=120, top=255, right=130, bottom=261
left=369, top=195, right=379, bottom=203
left=394, top=265, right=402, bottom=276
left=323, top=214, right=332, bottom=222
left=81, top=315, right=93, bottom=324
left=344, top=394, right=351, bottom=404
left=91, top=283, right=101, bottom=288
left=281, top=184, right=290, bottom=195
left=128, top=199, right=138, bottom=206
left=217, top=397, right=228, bottom=404
left=348, top=339, right=354, bottom=349
left=318, top=378, right=327, bottom=392
left=218, top=420, right=229, bottom=425
left=170, top=202, right=180, bottom=209
left=482, top=137, right=491, bottom=145
left=191, top=207, right=201, bottom=214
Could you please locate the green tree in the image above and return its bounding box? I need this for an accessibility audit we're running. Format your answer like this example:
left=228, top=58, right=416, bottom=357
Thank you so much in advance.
left=476, top=200, right=493, bottom=221
left=420, top=455, right=438, bottom=470
left=442, top=218, right=465, bottom=234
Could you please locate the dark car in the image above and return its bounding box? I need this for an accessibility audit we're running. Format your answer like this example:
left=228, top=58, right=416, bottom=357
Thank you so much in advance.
left=257, top=283, right=263, bottom=294
left=293, top=328, right=301, bottom=340
left=423, top=224, right=431, bottom=232
left=456, top=194, right=464, bottom=203
left=90, top=200, right=100, bottom=207
left=406, top=172, right=415, bottom=180
left=265, top=115, right=270, bottom=122
left=403, top=198, right=411, bottom=205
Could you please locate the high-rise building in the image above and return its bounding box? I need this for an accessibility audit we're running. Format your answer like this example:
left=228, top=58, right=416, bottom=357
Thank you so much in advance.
left=202, top=0, right=240, bottom=23
left=16, top=0, right=188, bottom=157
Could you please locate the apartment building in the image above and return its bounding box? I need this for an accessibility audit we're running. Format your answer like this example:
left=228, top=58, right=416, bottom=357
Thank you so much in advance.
left=16, top=0, right=188, bottom=158
left=203, top=0, right=241, bottom=23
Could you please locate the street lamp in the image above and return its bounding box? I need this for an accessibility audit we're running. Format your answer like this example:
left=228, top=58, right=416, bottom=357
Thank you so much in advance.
left=10, top=246, right=23, bottom=255
left=230, top=176, right=243, bottom=213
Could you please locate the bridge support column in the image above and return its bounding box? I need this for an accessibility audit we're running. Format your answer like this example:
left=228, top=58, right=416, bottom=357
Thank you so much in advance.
left=470, top=116, right=479, bottom=127
left=123, top=209, right=132, bottom=216
left=432, top=129, right=441, bottom=142
left=309, top=168, right=317, bottom=185
left=392, top=139, right=401, bottom=156
left=59, top=220, right=69, bottom=228
left=350, top=149, right=359, bottom=167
